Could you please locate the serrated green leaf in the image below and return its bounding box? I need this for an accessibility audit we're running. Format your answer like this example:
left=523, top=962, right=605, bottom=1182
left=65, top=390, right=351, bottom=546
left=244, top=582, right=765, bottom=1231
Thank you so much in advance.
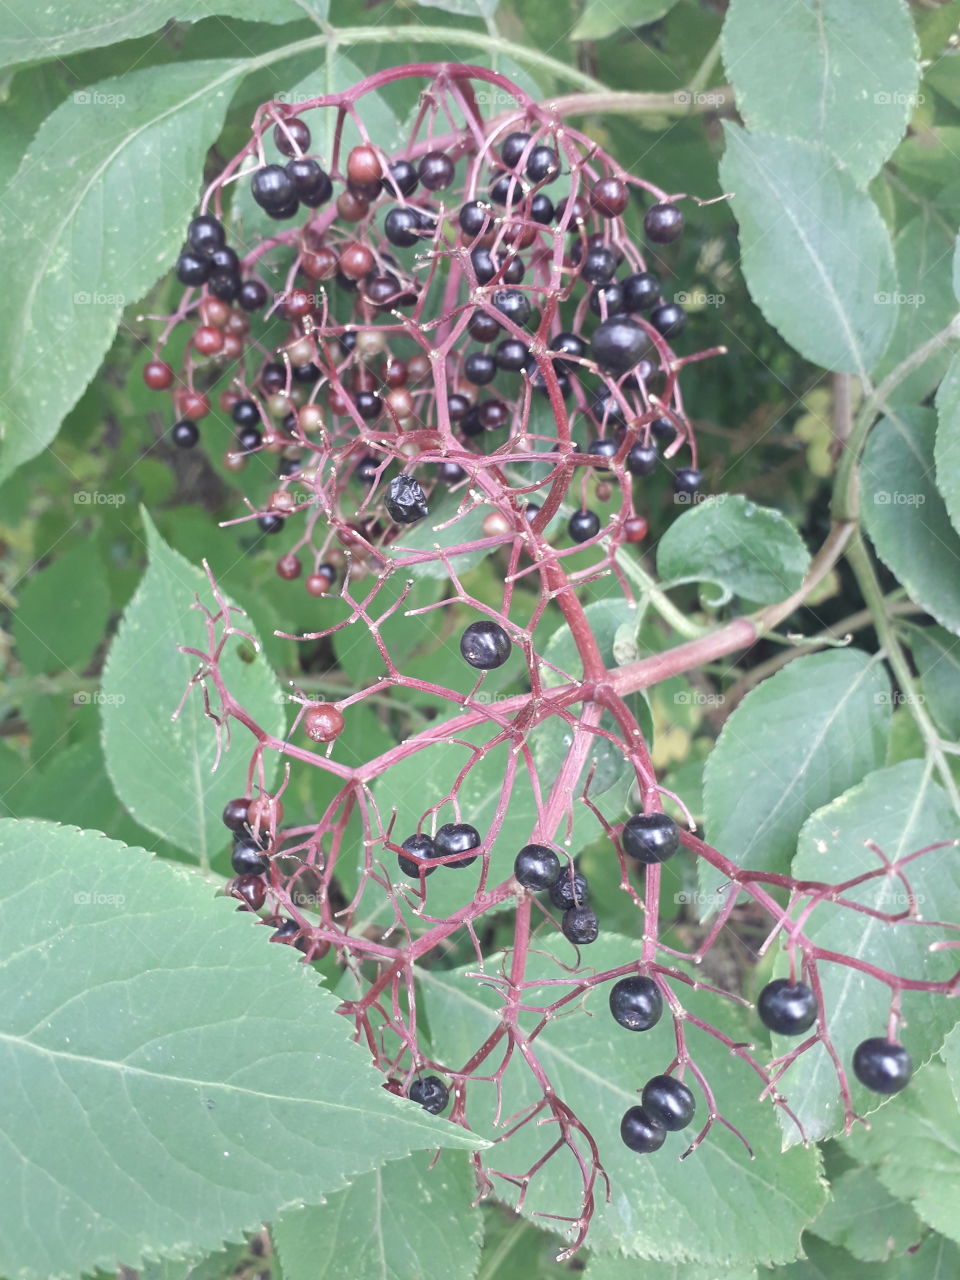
left=703, top=650, right=890, bottom=880
left=764, top=1232, right=960, bottom=1279
left=934, top=352, right=960, bottom=538
left=272, top=1149, right=483, bottom=1280
left=414, top=0, right=498, bottom=17
left=13, top=541, right=110, bottom=675
left=572, top=0, right=679, bottom=41
left=778, top=761, right=959, bottom=1145
left=0, top=818, right=481, bottom=1280
left=656, top=495, right=810, bottom=607
left=0, top=60, right=237, bottom=483
left=418, top=935, right=825, bottom=1263
left=722, top=0, right=919, bottom=184
left=0, top=0, right=308, bottom=71
left=101, top=510, right=284, bottom=866
left=841, top=1063, right=960, bottom=1245
left=862, top=407, right=960, bottom=636
left=585, top=1256, right=756, bottom=1280
left=810, top=1167, right=924, bottom=1262
left=719, top=126, right=898, bottom=377
left=905, top=624, right=960, bottom=739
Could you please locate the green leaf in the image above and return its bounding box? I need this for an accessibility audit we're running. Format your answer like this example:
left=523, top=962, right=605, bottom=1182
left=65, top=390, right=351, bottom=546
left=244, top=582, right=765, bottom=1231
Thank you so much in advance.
left=419, top=936, right=825, bottom=1264
left=13, top=541, right=110, bottom=675
left=413, top=0, right=498, bottom=17
left=0, top=60, right=237, bottom=484
left=656, top=495, right=810, bottom=607
left=719, top=126, right=898, bottom=377
left=381, top=490, right=493, bottom=580
left=764, top=1232, right=960, bottom=1279
left=272, top=1150, right=483, bottom=1280
left=0, top=818, right=480, bottom=1280
left=841, top=1063, right=960, bottom=1245
left=780, top=760, right=960, bottom=1144
left=703, top=649, right=890, bottom=880
left=572, top=0, right=679, bottom=40
left=0, top=0, right=308, bottom=71
left=585, top=1258, right=756, bottom=1280
left=101, top=510, right=284, bottom=866
left=934, top=352, right=960, bottom=538
left=862, top=407, right=960, bottom=636
left=872, top=215, right=959, bottom=406
left=722, top=0, right=919, bottom=184
left=810, top=1167, right=924, bottom=1262
left=905, top=624, right=960, bottom=739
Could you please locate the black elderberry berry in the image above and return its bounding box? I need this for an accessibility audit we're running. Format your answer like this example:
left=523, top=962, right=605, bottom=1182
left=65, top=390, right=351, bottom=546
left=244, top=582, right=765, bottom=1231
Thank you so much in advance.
left=590, top=392, right=626, bottom=427
left=644, top=202, right=684, bottom=244
left=338, top=331, right=357, bottom=355
left=514, top=844, right=561, bottom=890
left=232, top=399, right=260, bottom=428
left=642, top=1075, right=696, bottom=1131
left=650, top=303, right=686, bottom=339
left=397, top=833, right=438, bottom=879
left=757, top=980, right=818, bottom=1036
left=626, top=444, right=657, bottom=477
left=621, top=1106, right=666, bottom=1153
left=622, top=271, right=661, bottom=312
left=409, top=1076, right=449, bottom=1114
left=549, top=869, right=589, bottom=911
left=258, top=514, right=285, bottom=535
left=464, top=353, right=497, bottom=386
left=251, top=164, right=297, bottom=212
left=460, top=620, right=511, bottom=670
left=418, top=151, right=455, bottom=190
left=176, top=251, right=211, bottom=286
left=210, top=247, right=240, bottom=275
left=460, top=406, right=484, bottom=438
left=238, top=279, right=268, bottom=312
left=495, top=338, right=529, bottom=371
left=500, top=130, right=531, bottom=168
left=447, top=394, right=471, bottom=421
left=609, top=976, right=662, bottom=1031
left=530, top=193, right=555, bottom=224
left=237, top=425, right=262, bottom=452
left=187, top=214, right=225, bottom=256
left=171, top=419, right=199, bottom=448
left=222, top=797, right=251, bottom=831
left=434, top=822, right=482, bottom=869
left=231, top=839, right=269, bottom=876
left=261, top=362, right=286, bottom=394
left=568, top=509, right=600, bottom=543
left=673, top=468, right=702, bottom=499
left=468, top=310, right=502, bottom=343
left=285, top=158, right=332, bottom=207
left=562, top=904, right=599, bottom=944
left=292, top=362, right=321, bottom=385
left=479, top=400, right=508, bottom=430
left=492, top=289, right=531, bottom=327
left=550, top=331, right=586, bottom=371
left=384, top=159, right=418, bottom=197
left=354, top=455, right=379, bottom=484
left=622, top=812, right=679, bottom=863
left=272, top=918, right=300, bottom=941
left=439, top=460, right=467, bottom=484
left=272, top=116, right=310, bottom=156
left=208, top=270, right=240, bottom=301
left=459, top=201, right=492, bottom=238
left=591, top=316, right=650, bottom=375
left=526, top=144, right=560, bottom=184
left=852, top=1038, right=912, bottom=1095
left=385, top=474, right=429, bottom=524
left=590, top=282, right=626, bottom=317
left=588, top=438, right=618, bottom=472
left=384, top=207, right=423, bottom=248
left=489, top=172, right=522, bottom=207
left=581, top=246, right=618, bottom=286
left=650, top=415, right=677, bottom=444
left=354, top=391, right=382, bottom=421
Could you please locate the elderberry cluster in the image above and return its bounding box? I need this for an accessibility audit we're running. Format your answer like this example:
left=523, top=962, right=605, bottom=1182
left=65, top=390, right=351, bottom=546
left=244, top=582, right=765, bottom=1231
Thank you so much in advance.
left=142, top=67, right=714, bottom=591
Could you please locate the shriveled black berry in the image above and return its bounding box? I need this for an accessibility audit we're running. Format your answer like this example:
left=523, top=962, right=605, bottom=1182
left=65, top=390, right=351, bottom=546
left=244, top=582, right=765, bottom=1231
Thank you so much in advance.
left=550, top=869, right=588, bottom=910
left=397, top=833, right=437, bottom=879
left=627, top=444, right=657, bottom=476
left=644, top=202, right=684, bottom=243
left=465, top=353, right=497, bottom=386
left=258, top=514, right=285, bottom=535
left=408, top=1076, right=449, bottom=1114
left=562, top=904, right=599, bottom=944
left=526, top=144, right=560, bottom=184
left=609, top=976, right=662, bottom=1031
left=621, top=1106, right=666, bottom=1153
left=251, top=164, right=297, bottom=212
left=642, top=1075, right=695, bottom=1130
left=568, top=509, right=600, bottom=543
left=384, top=207, right=423, bottom=248
left=238, top=279, right=268, bottom=311
left=187, top=214, right=225, bottom=256
left=171, top=418, right=199, bottom=448
left=231, top=839, right=269, bottom=876
left=418, top=151, right=455, bottom=190
left=622, top=812, right=679, bottom=864
left=496, top=338, right=529, bottom=371
left=176, top=251, right=211, bottom=286
left=757, top=980, right=818, bottom=1036
left=852, top=1039, right=912, bottom=1095
left=500, top=130, right=531, bottom=168
left=435, top=822, right=481, bottom=869
left=460, top=620, right=511, bottom=670
left=385, top=474, right=429, bottom=523
left=650, top=303, right=686, bottom=339
left=514, top=844, right=561, bottom=890
left=459, top=200, right=492, bottom=237
left=591, top=316, right=650, bottom=375
left=623, top=271, right=660, bottom=312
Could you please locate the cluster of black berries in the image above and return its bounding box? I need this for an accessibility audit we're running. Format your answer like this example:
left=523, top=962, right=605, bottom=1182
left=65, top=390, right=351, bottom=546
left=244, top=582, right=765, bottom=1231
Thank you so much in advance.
left=222, top=795, right=299, bottom=943
left=756, top=978, right=912, bottom=1095
left=143, top=81, right=710, bottom=590
left=514, top=843, right=600, bottom=944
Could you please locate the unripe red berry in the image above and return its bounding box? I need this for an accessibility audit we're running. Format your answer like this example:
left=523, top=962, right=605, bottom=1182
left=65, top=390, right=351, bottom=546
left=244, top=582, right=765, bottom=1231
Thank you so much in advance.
left=143, top=360, right=174, bottom=390
left=592, top=177, right=629, bottom=218
left=193, top=325, right=225, bottom=356
left=277, top=552, right=302, bottom=580
left=301, top=247, right=338, bottom=279
left=347, top=145, right=382, bottom=186
left=303, top=702, right=345, bottom=742
left=339, top=241, right=376, bottom=280
left=624, top=515, right=648, bottom=543
left=283, top=289, right=313, bottom=320
left=200, top=296, right=231, bottom=327
left=221, top=333, right=244, bottom=360
left=177, top=389, right=210, bottom=419
left=337, top=190, right=369, bottom=222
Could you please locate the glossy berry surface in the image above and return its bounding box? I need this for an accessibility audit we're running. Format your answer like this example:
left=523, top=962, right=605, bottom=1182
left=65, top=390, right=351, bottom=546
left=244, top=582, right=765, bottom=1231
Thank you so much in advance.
left=550, top=869, right=588, bottom=910
left=500, top=131, right=531, bottom=168
left=187, top=214, right=225, bottom=255
left=852, top=1038, right=913, bottom=1094
left=171, top=419, right=199, bottom=448
left=251, top=164, right=296, bottom=212
left=641, top=1075, right=696, bottom=1131
left=408, top=1076, right=449, bottom=1114
left=620, top=1105, right=666, bottom=1153
left=231, top=839, right=270, bottom=876
left=233, top=874, right=267, bottom=912
left=622, top=812, right=680, bottom=863
left=434, top=822, right=481, bottom=868
left=644, top=202, right=684, bottom=243
left=609, top=975, right=663, bottom=1031
left=562, top=905, right=599, bottom=945
left=273, top=116, right=310, bottom=155
left=175, top=251, right=210, bottom=286
left=222, top=797, right=252, bottom=830
left=674, top=467, right=703, bottom=498
left=757, top=980, right=818, bottom=1036
left=418, top=151, right=455, bottom=190
left=569, top=509, right=600, bottom=544
left=591, top=316, right=649, bottom=375
left=651, top=303, right=686, bottom=339
left=384, top=474, right=429, bottom=524
left=398, top=833, right=437, bottom=879
left=526, top=144, right=559, bottom=183
left=626, top=443, right=657, bottom=477
left=303, top=703, right=345, bottom=742
left=460, top=620, right=511, bottom=669
left=384, top=207, right=423, bottom=248
left=622, top=271, right=660, bottom=312
left=514, top=844, right=561, bottom=890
